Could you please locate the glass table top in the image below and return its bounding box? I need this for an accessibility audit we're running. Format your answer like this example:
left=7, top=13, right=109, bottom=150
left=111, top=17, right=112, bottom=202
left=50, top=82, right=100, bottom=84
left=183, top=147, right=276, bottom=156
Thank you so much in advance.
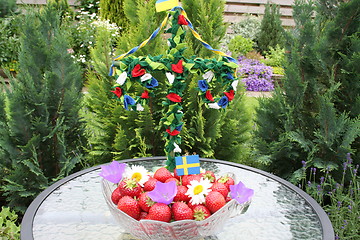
left=29, top=159, right=326, bottom=240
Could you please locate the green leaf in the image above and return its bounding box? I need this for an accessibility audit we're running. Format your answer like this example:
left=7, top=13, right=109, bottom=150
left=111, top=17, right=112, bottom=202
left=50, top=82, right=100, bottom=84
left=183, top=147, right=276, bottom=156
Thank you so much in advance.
left=224, top=62, right=238, bottom=69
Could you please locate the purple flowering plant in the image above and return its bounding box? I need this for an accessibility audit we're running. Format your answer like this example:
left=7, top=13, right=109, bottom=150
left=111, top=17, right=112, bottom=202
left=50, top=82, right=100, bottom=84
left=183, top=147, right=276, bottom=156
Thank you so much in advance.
left=237, top=56, right=274, bottom=92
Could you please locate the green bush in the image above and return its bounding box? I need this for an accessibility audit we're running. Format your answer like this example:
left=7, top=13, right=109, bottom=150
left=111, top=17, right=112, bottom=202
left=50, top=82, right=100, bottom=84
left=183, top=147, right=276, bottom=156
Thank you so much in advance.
left=0, top=16, right=21, bottom=71
left=262, top=45, right=285, bottom=67
left=228, top=35, right=254, bottom=57
left=256, top=3, right=285, bottom=54
left=0, top=207, right=20, bottom=240
left=0, top=0, right=16, bottom=18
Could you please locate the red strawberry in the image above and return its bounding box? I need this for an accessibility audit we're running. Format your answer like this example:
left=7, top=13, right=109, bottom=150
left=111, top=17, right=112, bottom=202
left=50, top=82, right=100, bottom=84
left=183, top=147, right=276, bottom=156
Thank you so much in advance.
left=172, top=202, right=194, bottom=221
left=118, top=178, right=142, bottom=198
left=225, top=195, right=232, bottom=202
left=210, top=182, right=229, bottom=198
left=143, top=177, right=158, bottom=192
left=217, top=175, right=235, bottom=190
left=111, top=187, right=123, bottom=205
left=139, top=211, right=148, bottom=220
left=165, top=177, right=180, bottom=185
left=182, top=174, right=201, bottom=187
left=153, top=167, right=173, bottom=183
left=173, top=185, right=191, bottom=202
left=187, top=202, right=205, bottom=210
left=138, top=192, right=154, bottom=212
left=117, top=196, right=141, bottom=220
left=193, top=205, right=211, bottom=221
left=205, top=191, right=226, bottom=214
left=147, top=203, right=172, bottom=222
left=173, top=168, right=181, bottom=180
left=202, top=171, right=216, bottom=183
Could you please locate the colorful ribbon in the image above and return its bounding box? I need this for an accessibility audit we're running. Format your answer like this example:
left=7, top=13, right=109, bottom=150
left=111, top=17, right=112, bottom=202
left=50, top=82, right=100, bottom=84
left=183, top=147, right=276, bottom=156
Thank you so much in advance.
left=109, top=6, right=237, bottom=76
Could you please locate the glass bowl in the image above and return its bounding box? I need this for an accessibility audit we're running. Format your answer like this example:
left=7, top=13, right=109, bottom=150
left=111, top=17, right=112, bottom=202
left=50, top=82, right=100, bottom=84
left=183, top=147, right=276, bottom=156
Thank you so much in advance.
left=101, top=178, right=251, bottom=240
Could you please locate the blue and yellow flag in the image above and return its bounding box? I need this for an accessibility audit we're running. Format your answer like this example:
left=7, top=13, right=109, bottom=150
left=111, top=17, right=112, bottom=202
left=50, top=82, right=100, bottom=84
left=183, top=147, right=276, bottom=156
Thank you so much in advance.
left=175, top=155, right=200, bottom=176
left=155, top=0, right=179, bottom=12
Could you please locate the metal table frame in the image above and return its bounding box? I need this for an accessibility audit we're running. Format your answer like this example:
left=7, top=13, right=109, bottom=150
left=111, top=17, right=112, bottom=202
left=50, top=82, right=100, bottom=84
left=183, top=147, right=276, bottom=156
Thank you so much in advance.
left=21, top=156, right=334, bottom=240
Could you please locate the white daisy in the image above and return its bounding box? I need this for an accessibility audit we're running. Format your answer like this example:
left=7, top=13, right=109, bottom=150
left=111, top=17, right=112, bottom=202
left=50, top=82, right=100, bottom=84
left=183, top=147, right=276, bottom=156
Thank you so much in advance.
left=124, top=165, right=150, bottom=186
left=185, top=178, right=212, bottom=205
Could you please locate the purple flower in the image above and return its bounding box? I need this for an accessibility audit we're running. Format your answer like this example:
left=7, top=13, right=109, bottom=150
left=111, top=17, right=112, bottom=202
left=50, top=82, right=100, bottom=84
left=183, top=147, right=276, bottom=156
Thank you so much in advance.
left=218, top=96, right=229, bottom=108
left=99, top=161, right=126, bottom=183
left=230, top=181, right=254, bottom=204
left=148, top=181, right=177, bottom=205
left=301, top=160, right=306, bottom=168
left=198, top=80, right=209, bottom=92
left=124, top=95, right=136, bottom=110
left=146, top=77, right=159, bottom=89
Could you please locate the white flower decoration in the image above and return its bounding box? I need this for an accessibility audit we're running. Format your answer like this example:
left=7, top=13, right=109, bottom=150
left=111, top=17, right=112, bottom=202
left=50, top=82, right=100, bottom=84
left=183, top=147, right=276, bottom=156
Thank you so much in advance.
left=166, top=72, right=175, bottom=84
left=174, top=143, right=181, bottom=153
left=140, top=73, right=152, bottom=82
left=208, top=103, right=221, bottom=109
left=185, top=178, right=212, bottom=205
left=232, top=80, right=239, bottom=91
left=116, top=71, right=127, bottom=86
left=136, top=104, right=144, bottom=111
left=202, top=71, right=214, bottom=82
left=124, top=165, right=150, bottom=186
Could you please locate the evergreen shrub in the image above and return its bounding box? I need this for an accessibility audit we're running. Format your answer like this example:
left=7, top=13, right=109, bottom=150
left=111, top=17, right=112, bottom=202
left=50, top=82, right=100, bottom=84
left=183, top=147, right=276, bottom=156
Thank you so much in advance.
left=256, top=3, right=285, bottom=54
left=254, top=0, right=360, bottom=182
left=0, top=4, right=85, bottom=212
left=0, top=0, right=16, bottom=18
left=0, top=207, right=20, bottom=240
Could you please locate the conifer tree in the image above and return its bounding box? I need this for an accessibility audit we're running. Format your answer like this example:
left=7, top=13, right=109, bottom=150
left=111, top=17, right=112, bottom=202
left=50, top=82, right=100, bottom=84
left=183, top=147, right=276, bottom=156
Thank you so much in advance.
left=255, top=0, right=360, bottom=182
left=0, top=4, right=84, bottom=212
left=256, top=3, right=285, bottom=54
left=181, top=0, right=227, bottom=58
left=100, top=0, right=127, bottom=30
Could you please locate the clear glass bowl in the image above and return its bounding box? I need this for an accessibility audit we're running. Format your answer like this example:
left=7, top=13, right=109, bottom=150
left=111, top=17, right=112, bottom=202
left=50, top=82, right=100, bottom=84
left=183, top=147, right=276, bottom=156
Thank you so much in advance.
left=101, top=178, right=251, bottom=240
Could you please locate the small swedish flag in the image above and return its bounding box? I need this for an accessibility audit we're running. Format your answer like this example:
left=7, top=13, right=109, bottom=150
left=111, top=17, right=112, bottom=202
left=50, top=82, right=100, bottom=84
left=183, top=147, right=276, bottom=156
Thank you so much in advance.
left=155, top=0, right=179, bottom=12
left=175, top=155, right=200, bottom=176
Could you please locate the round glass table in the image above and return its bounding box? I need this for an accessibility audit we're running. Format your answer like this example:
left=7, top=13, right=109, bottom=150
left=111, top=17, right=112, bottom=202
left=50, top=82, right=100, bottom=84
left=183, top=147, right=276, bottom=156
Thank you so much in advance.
left=21, top=157, right=334, bottom=240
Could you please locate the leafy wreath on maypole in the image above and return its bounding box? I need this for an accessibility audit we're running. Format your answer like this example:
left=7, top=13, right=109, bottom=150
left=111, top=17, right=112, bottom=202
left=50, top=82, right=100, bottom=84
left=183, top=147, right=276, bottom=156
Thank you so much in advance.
left=109, top=7, right=240, bottom=170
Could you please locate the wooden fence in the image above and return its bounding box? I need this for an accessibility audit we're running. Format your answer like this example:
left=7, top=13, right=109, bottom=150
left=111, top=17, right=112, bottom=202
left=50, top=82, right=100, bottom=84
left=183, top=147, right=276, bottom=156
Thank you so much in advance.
left=16, top=0, right=295, bottom=27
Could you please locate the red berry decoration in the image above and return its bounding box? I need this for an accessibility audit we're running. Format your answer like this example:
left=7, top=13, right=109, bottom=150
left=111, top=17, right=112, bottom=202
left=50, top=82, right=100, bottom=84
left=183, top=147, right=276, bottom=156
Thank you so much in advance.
left=203, top=170, right=216, bottom=182
left=193, top=205, right=211, bottom=221
left=147, top=203, right=172, bottom=222
left=143, top=177, right=158, bottom=192
left=173, top=185, right=191, bottom=203
left=205, top=191, right=226, bottom=214
left=118, top=179, right=142, bottom=198
left=153, top=167, right=173, bottom=183
left=172, top=202, right=194, bottom=221
left=182, top=174, right=201, bottom=187
left=165, top=177, right=180, bottom=185
left=139, top=211, right=148, bottom=220
left=138, top=192, right=154, bottom=212
left=210, top=182, right=229, bottom=198
left=117, top=196, right=141, bottom=220
left=217, top=175, right=235, bottom=190
left=111, top=187, right=123, bottom=205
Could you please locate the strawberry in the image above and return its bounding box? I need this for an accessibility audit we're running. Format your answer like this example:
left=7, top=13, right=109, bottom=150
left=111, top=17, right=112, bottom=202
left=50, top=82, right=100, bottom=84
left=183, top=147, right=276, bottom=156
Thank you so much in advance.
left=172, top=202, right=194, bottom=221
left=225, top=195, right=232, bottom=202
left=143, top=177, right=158, bottom=192
left=153, top=167, right=173, bottom=183
left=138, top=192, right=154, bottom=212
left=111, top=187, right=123, bottom=205
left=173, top=185, right=191, bottom=202
left=117, top=196, right=141, bottom=220
left=182, top=174, right=201, bottom=187
left=217, top=175, right=235, bottom=190
left=210, top=182, right=229, bottom=198
left=205, top=191, right=226, bottom=214
left=147, top=203, right=172, bottom=222
left=187, top=202, right=205, bottom=210
left=139, top=211, right=148, bottom=220
left=202, top=170, right=216, bottom=183
left=173, top=168, right=181, bottom=180
left=118, top=178, right=142, bottom=198
left=165, top=177, right=180, bottom=185
left=193, top=205, right=211, bottom=221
